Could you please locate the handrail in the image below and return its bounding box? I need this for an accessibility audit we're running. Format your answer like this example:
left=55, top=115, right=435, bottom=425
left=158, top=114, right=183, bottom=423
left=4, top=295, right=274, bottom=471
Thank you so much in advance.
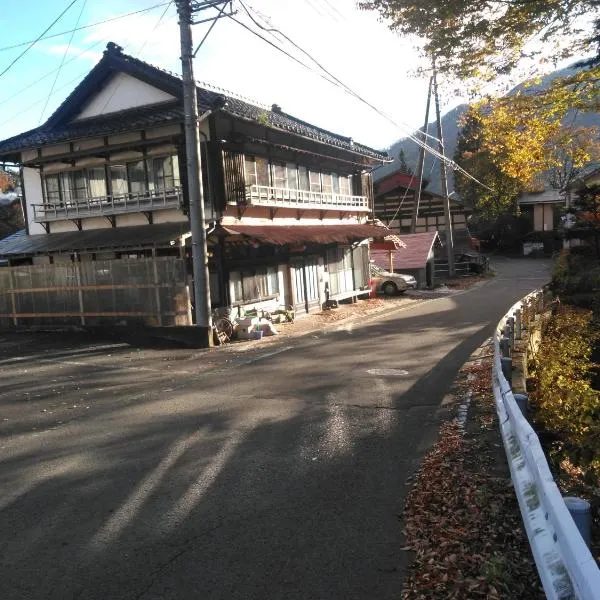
left=245, top=184, right=369, bottom=211
left=493, top=292, right=600, bottom=599
left=32, top=187, right=182, bottom=222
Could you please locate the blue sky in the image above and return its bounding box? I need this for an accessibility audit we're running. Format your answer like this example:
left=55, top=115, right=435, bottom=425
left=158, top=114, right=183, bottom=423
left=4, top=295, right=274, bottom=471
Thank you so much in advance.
left=0, top=0, right=584, bottom=153
left=0, top=0, right=451, bottom=151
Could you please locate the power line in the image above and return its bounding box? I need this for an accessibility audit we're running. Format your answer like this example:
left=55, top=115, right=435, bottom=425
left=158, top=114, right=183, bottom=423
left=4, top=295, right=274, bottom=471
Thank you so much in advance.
left=193, top=1, right=229, bottom=56
left=0, top=39, right=105, bottom=109
left=240, top=1, right=440, bottom=146
left=39, top=0, right=88, bottom=124
left=0, top=2, right=171, bottom=53
left=237, top=2, right=493, bottom=193
left=99, top=2, right=174, bottom=113
left=0, top=0, right=79, bottom=80
left=321, top=0, right=348, bottom=23
left=228, top=15, right=344, bottom=92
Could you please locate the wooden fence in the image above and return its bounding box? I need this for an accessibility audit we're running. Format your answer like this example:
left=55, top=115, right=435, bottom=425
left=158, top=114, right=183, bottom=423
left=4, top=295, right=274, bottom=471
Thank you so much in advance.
left=0, top=257, right=191, bottom=328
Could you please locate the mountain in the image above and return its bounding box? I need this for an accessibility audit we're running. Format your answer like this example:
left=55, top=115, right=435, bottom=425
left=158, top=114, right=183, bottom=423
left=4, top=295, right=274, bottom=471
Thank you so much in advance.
left=377, top=64, right=600, bottom=196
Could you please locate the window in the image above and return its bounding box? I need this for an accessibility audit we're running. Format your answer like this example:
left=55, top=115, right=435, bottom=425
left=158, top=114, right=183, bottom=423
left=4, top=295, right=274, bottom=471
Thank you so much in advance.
left=339, top=175, right=351, bottom=196
left=148, top=155, right=179, bottom=191
left=309, top=170, right=321, bottom=193
left=87, top=167, right=107, bottom=198
left=321, top=172, right=333, bottom=195
left=286, top=163, right=298, bottom=190
left=271, top=162, right=287, bottom=189
left=44, top=175, right=60, bottom=203
left=230, top=267, right=279, bottom=304
left=332, top=173, right=340, bottom=194
left=244, top=155, right=258, bottom=187
left=298, top=166, right=310, bottom=191
left=60, top=170, right=87, bottom=205
left=110, top=164, right=128, bottom=196
left=127, top=161, right=146, bottom=195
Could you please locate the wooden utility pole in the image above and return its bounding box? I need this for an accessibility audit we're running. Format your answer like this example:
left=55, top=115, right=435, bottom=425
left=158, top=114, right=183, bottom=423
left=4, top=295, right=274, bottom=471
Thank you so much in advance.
left=432, top=61, right=455, bottom=277
left=410, top=76, right=433, bottom=233
left=175, top=0, right=223, bottom=346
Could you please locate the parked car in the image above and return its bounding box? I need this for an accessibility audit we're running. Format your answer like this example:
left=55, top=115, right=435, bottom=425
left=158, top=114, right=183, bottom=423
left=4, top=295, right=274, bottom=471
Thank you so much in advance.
left=455, top=252, right=489, bottom=274
left=370, top=264, right=414, bottom=295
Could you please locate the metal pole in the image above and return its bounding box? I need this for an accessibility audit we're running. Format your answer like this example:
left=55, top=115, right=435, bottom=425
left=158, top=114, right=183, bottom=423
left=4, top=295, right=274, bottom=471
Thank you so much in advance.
left=432, top=60, right=454, bottom=276
left=410, top=76, right=433, bottom=234
left=176, top=0, right=213, bottom=345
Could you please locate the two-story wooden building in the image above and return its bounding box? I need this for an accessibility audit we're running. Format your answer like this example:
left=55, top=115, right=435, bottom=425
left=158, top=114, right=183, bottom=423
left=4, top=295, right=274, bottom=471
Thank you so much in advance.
left=0, top=43, right=389, bottom=329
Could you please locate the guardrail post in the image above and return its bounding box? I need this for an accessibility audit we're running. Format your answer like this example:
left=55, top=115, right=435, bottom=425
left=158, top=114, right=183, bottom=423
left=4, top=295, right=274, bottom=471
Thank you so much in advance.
left=500, top=336, right=511, bottom=357
left=513, top=393, right=528, bottom=418
left=501, top=357, right=512, bottom=385
left=564, top=497, right=592, bottom=547
left=515, top=309, right=522, bottom=340
left=507, top=317, right=516, bottom=349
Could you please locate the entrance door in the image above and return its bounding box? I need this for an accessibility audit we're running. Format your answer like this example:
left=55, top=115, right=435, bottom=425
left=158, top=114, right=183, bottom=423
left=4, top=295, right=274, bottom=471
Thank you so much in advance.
left=292, top=257, right=320, bottom=314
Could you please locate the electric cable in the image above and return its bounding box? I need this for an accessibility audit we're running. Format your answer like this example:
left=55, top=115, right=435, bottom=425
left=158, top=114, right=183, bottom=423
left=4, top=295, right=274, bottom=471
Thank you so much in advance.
left=39, top=0, right=88, bottom=124
left=0, top=2, right=171, bottom=53
left=236, top=1, right=494, bottom=192
left=0, top=0, right=79, bottom=80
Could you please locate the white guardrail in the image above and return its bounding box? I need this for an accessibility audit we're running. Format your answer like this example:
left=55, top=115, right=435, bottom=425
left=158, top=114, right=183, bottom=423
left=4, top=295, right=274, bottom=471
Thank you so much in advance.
left=493, top=292, right=600, bottom=600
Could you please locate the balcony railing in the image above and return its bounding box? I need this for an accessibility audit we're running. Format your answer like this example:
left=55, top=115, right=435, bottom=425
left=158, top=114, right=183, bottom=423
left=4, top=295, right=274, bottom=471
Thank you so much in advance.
left=242, top=185, right=370, bottom=212
left=32, top=187, right=183, bottom=222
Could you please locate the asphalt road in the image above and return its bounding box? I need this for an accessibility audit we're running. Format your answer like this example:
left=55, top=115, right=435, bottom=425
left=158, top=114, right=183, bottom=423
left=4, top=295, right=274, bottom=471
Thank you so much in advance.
left=0, top=257, right=551, bottom=600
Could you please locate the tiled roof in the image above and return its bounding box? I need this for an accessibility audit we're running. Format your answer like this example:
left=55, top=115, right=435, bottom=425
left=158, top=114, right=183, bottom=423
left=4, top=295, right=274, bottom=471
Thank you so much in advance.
left=0, top=43, right=387, bottom=162
left=0, top=104, right=184, bottom=155
left=0, top=223, right=189, bottom=257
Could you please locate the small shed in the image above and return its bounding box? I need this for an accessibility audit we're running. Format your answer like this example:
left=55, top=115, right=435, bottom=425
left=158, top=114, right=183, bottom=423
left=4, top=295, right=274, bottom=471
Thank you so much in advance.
left=371, top=231, right=441, bottom=288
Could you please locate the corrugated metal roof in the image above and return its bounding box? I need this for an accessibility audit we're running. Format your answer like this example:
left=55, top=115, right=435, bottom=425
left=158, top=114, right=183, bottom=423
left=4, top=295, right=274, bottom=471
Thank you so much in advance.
left=218, top=224, right=391, bottom=245
left=0, top=222, right=189, bottom=257
left=371, top=231, right=440, bottom=270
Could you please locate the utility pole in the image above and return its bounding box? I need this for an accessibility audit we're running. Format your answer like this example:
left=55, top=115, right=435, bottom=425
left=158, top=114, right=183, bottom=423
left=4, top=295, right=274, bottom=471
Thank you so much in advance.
left=410, top=76, right=433, bottom=234
left=175, top=0, right=214, bottom=345
left=432, top=61, right=455, bottom=277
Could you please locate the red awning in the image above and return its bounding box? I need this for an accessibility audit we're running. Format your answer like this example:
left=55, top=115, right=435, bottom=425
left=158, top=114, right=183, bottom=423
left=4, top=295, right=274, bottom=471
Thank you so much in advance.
left=216, top=224, right=391, bottom=245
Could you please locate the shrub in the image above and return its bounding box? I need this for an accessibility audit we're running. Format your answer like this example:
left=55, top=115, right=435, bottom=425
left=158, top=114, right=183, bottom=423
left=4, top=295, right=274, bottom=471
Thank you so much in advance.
left=530, top=306, right=600, bottom=477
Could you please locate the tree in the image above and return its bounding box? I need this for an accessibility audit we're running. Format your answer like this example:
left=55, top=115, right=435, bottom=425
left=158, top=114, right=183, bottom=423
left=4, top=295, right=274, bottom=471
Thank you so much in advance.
left=359, top=0, right=599, bottom=82
left=454, top=107, right=522, bottom=220
left=566, top=182, right=600, bottom=257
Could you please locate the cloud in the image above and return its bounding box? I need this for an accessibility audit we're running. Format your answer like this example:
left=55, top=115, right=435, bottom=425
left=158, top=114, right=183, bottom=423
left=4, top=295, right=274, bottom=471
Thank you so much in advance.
left=45, top=44, right=103, bottom=63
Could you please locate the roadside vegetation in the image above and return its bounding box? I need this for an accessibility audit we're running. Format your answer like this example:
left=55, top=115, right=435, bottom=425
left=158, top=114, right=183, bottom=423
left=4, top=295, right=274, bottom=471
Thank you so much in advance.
left=400, top=357, right=543, bottom=599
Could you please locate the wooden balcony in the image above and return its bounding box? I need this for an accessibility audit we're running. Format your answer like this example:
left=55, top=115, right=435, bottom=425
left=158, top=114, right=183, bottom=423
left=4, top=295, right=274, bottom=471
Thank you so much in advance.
left=32, top=187, right=183, bottom=222
left=242, top=185, right=370, bottom=212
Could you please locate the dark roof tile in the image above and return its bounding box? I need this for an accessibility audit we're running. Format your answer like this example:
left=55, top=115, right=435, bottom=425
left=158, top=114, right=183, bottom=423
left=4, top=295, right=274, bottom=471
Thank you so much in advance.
left=0, top=43, right=388, bottom=162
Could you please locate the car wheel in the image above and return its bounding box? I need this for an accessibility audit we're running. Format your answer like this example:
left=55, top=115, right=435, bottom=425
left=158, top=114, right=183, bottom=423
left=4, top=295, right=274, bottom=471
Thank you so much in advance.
left=382, top=281, right=397, bottom=296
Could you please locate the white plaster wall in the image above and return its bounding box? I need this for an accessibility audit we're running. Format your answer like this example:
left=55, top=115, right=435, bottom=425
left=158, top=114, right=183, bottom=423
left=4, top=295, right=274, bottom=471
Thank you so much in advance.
left=49, top=221, right=78, bottom=233
left=153, top=210, right=187, bottom=224
left=22, top=149, right=37, bottom=162
left=116, top=213, right=148, bottom=227
left=41, top=143, right=70, bottom=157
left=74, top=73, right=175, bottom=120
left=82, top=217, right=112, bottom=230
left=108, top=132, right=142, bottom=145
left=147, top=144, right=177, bottom=156
left=22, top=167, right=45, bottom=235
left=74, top=138, right=103, bottom=151
left=147, top=124, right=182, bottom=139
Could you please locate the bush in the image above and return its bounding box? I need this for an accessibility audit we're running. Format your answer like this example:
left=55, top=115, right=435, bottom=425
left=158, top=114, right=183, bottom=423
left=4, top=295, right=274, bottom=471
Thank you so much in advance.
left=531, top=306, right=600, bottom=478
left=551, top=248, right=600, bottom=298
